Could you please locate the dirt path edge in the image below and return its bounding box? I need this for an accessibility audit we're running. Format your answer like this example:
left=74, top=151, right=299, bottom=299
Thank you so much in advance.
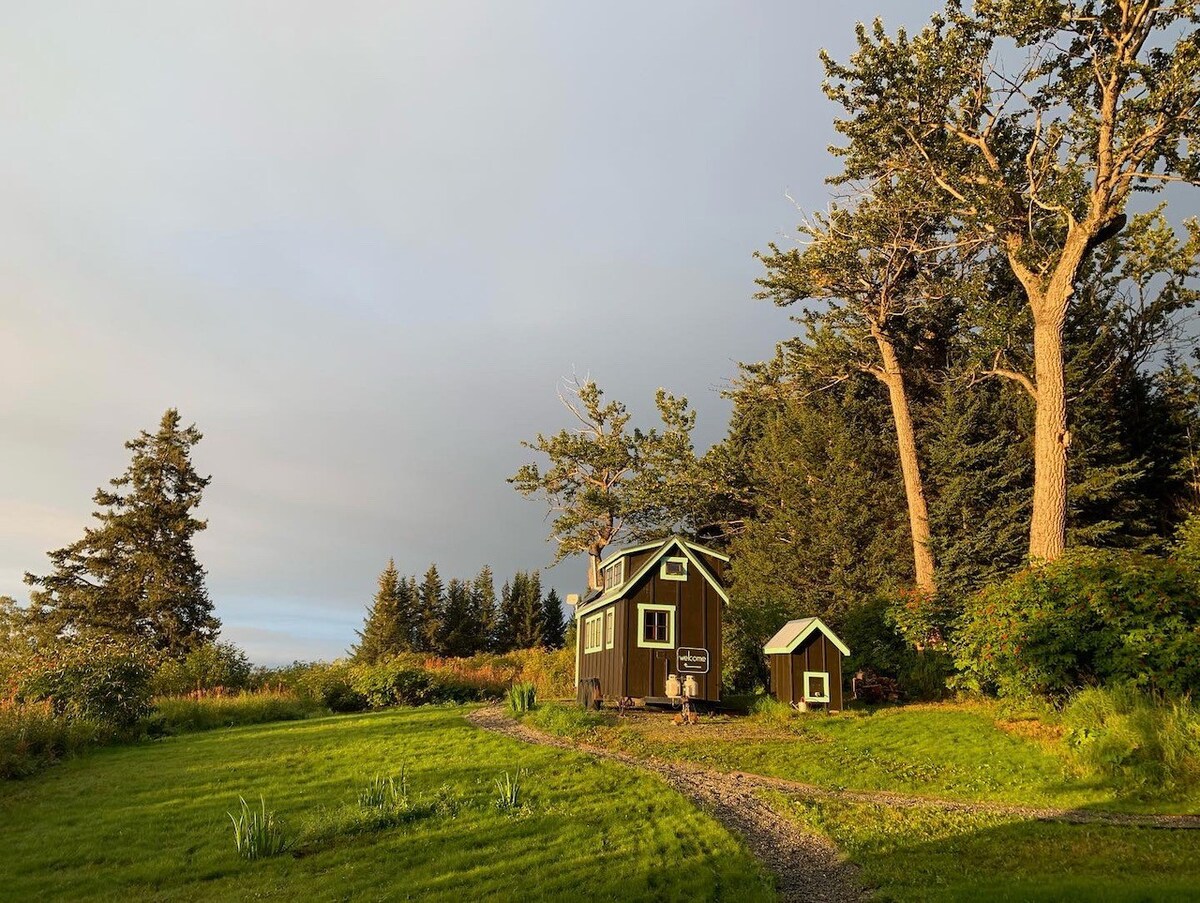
left=467, top=706, right=864, bottom=903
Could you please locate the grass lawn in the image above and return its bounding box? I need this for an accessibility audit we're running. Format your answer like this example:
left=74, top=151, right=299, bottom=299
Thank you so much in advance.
left=764, top=792, right=1200, bottom=902
left=525, top=701, right=1199, bottom=813
left=0, top=705, right=772, bottom=902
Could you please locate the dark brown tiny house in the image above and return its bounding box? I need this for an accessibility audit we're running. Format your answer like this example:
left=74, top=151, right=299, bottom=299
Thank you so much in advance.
left=572, top=536, right=728, bottom=705
left=764, top=618, right=849, bottom=712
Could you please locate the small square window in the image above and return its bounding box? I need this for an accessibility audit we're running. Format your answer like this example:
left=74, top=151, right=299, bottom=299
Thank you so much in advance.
left=803, top=671, right=830, bottom=703
left=660, top=557, right=688, bottom=581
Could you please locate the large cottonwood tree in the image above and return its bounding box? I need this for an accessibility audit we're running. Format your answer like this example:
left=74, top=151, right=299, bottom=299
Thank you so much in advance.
left=822, top=1, right=1200, bottom=561
left=755, top=185, right=960, bottom=594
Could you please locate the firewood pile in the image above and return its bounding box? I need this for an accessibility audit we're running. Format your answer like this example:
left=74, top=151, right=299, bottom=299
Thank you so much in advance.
left=851, top=669, right=901, bottom=704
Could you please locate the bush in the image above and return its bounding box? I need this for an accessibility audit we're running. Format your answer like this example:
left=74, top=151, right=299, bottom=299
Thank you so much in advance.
left=15, top=635, right=155, bottom=727
left=152, top=642, right=252, bottom=696
left=1062, top=686, right=1200, bottom=798
left=954, top=548, right=1200, bottom=700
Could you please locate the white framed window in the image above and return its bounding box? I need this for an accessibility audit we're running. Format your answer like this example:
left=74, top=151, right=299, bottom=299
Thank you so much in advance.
left=605, top=607, right=615, bottom=649
left=803, top=671, right=830, bottom=703
left=584, top=613, right=604, bottom=654
left=660, top=556, right=688, bottom=581
left=602, top=558, right=626, bottom=591
left=636, top=603, right=675, bottom=649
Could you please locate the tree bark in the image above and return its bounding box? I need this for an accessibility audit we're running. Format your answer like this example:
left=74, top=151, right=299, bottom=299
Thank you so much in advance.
left=1028, top=303, right=1070, bottom=561
left=873, top=328, right=937, bottom=595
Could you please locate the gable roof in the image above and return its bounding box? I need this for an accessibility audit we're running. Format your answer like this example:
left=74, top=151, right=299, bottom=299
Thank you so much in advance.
left=763, top=617, right=850, bottom=657
left=575, top=536, right=730, bottom=616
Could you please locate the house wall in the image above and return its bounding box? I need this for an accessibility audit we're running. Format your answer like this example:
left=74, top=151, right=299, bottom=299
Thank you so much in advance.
left=576, top=598, right=628, bottom=700
left=620, top=553, right=722, bottom=702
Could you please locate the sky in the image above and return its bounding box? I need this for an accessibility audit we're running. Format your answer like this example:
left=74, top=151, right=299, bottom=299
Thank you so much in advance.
left=1, top=1, right=968, bottom=664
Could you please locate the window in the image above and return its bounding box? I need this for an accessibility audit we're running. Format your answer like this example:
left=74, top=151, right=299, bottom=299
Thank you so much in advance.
left=660, top=556, right=688, bottom=581
left=803, top=671, right=831, bottom=703
left=602, top=558, right=626, bottom=591
left=636, top=603, right=675, bottom=649
left=583, top=613, right=604, bottom=653
left=605, top=608, right=615, bottom=649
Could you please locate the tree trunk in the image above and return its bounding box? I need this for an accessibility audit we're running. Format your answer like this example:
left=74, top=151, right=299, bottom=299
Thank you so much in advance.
left=873, top=329, right=936, bottom=595
left=587, top=545, right=604, bottom=592
left=1028, top=306, right=1069, bottom=561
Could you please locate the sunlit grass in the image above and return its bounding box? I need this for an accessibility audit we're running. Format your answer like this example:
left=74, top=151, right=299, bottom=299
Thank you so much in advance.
left=0, top=705, right=771, bottom=902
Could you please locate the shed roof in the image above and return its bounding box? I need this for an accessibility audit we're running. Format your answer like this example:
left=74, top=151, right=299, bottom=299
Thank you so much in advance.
left=763, top=617, right=850, bottom=657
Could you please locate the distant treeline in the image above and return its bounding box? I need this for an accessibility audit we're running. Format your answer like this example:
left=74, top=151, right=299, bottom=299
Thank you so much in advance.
left=352, top=561, right=566, bottom=663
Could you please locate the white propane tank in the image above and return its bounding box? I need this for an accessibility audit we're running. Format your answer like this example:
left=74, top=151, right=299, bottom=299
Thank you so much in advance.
left=683, top=675, right=699, bottom=699
left=665, top=673, right=682, bottom=699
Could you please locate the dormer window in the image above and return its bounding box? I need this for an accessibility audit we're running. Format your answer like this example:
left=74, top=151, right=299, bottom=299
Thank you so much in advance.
left=660, top=556, right=688, bottom=581
left=602, top=558, right=626, bottom=591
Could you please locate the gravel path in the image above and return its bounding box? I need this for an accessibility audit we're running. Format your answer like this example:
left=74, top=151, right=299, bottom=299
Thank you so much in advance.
left=468, top=706, right=1200, bottom=902
left=467, top=706, right=863, bottom=903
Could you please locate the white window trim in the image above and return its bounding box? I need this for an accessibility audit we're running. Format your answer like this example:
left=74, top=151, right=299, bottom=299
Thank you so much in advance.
left=636, top=603, right=675, bottom=649
left=603, top=558, right=626, bottom=590
left=584, top=613, right=604, bottom=654
left=803, top=671, right=831, bottom=703
left=660, top=556, right=689, bottom=581
left=605, top=608, right=615, bottom=649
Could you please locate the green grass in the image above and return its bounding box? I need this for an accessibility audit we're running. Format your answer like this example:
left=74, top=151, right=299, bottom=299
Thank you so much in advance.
left=527, top=701, right=1200, bottom=812
left=0, top=705, right=771, bottom=902
left=765, top=791, right=1200, bottom=902
left=151, top=690, right=326, bottom=734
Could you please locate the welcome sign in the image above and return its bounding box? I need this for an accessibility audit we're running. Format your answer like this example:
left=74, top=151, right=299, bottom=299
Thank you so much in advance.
left=676, top=647, right=709, bottom=674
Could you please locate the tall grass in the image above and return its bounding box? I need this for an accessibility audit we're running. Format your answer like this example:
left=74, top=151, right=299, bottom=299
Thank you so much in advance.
left=228, top=796, right=292, bottom=860
left=0, top=700, right=111, bottom=779
left=1063, top=686, right=1200, bottom=798
left=358, top=768, right=409, bottom=811
left=493, top=769, right=524, bottom=812
left=151, top=689, right=324, bottom=734
left=507, top=682, right=537, bottom=715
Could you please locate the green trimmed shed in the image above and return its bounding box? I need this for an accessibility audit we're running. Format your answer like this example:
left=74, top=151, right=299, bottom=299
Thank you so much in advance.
left=764, top=617, right=849, bottom=712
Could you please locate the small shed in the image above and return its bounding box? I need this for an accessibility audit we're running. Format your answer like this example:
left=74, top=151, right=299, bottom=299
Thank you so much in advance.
left=764, top=618, right=849, bottom=712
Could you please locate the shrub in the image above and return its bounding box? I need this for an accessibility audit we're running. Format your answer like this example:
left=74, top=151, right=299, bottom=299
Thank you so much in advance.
left=152, top=642, right=252, bottom=696
left=954, top=548, right=1200, bottom=700
left=16, top=635, right=155, bottom=727
left=507, top=682, right=536, bottom=715
left=1062, top=686, right=1200, bottom=798
left=228, top=796, right=292, bottom=860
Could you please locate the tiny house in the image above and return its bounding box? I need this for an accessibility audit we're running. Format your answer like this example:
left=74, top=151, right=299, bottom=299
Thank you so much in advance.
left=573, top=536, right=728, bottom=705
left=764, top=618, right=849, bottom=712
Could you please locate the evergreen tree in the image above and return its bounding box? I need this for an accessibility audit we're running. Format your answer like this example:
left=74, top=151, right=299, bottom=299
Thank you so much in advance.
left=352, top=559, right=412, bottom=662
left=472, top=566, right=498, bottom=654
left=541, top=588, right=566, bottom=649
left=414, top=564, right=444, bottom=653
left=436, top=578, right=474, bottom=657
left=25, top=409, right=218, bottom=656
left=494, top=578, right=517, bottom=652
left=514, top=570, right=544, bottom=649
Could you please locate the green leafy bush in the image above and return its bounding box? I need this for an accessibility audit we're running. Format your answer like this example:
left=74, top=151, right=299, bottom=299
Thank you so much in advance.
left=954, top=549, right=1200, bottom=699
left=1063, top=686, right=1200, bottom=798
left=152, top=642, right=252, bottom=696
left=16, top=635, right=155, bottom=727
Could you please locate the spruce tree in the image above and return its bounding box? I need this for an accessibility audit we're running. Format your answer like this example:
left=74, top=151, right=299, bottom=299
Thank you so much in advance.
left=352, top=559, right=411, bottom=662
left=495, top=577, right=517, bottom=652
left=436, top=578, right=473, bottom=657
left=472, top=566, right=497, bottom=654
left=414, top=565, right=444, bottom=654
left=516, top=570, right=544, bottom=649
left=25, top=409, right=218, bottom=655
left=541, top=588, right=566, bottom=649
